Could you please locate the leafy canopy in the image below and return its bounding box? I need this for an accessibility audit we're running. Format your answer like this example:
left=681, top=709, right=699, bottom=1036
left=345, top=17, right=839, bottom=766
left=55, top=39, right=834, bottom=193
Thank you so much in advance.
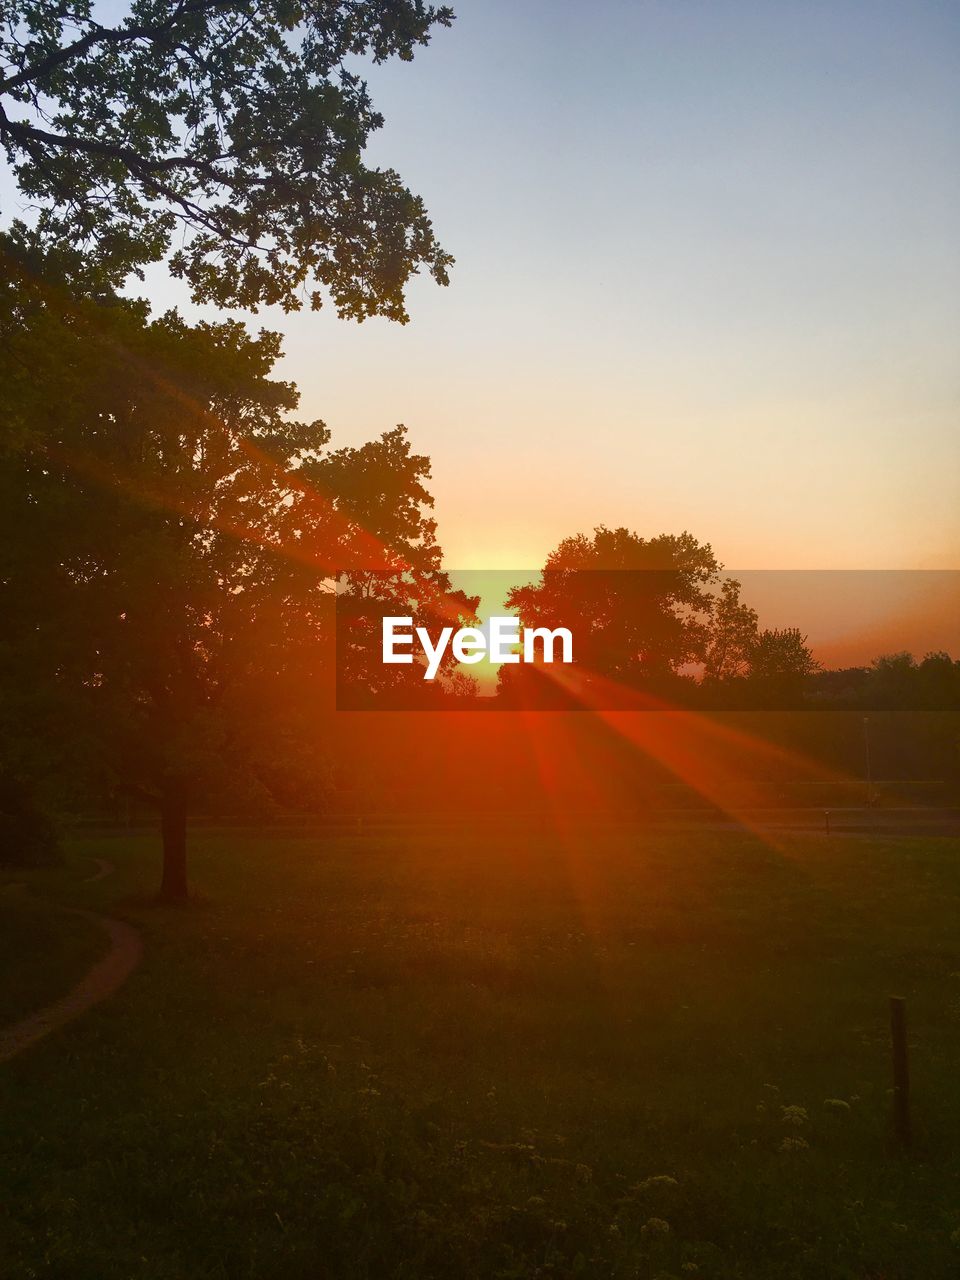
left=0, top=260, right=458, bottom=819
left=0, top=0, right=454, bottom=315
left=507, top=526, right=722, bottom=683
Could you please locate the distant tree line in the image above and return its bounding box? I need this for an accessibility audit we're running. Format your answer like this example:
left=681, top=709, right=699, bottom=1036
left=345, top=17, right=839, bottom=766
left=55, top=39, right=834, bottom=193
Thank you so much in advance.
left=494, top=527, right=959, bottom=720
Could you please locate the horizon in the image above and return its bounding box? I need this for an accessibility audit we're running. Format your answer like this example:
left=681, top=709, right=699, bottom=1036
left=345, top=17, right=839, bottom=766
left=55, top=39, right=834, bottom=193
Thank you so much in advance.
left=443, top=568, right=960, bottom=693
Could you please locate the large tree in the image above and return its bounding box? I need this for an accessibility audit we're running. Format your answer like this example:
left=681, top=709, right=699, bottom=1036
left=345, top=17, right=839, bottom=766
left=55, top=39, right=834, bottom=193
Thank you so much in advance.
left=0, top=1, right=464, bottom=892
left=0, top=0, right=453, bottom=315
left=504, top=526, right=722, bottom=692
left=498, top=529, right=831, bottom=711
left=0, top=261, right=457, bottom=898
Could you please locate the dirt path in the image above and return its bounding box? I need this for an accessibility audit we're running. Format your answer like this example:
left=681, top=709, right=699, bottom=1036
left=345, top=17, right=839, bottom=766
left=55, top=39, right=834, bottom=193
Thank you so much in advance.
left=0, top=863, right=142, bottom=1065
left=83, top=857, right=113, bottom=884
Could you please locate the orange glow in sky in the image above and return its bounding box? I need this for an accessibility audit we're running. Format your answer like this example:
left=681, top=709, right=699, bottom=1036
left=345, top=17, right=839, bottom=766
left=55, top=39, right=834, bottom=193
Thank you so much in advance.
left=128, top=1, right=958, bottom=576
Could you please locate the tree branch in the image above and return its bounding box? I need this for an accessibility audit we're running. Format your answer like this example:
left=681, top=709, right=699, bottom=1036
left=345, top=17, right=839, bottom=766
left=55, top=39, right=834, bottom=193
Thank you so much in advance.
left=0, top=105, right=233, bottom=182
left=0, top=0, right=233, bottom=94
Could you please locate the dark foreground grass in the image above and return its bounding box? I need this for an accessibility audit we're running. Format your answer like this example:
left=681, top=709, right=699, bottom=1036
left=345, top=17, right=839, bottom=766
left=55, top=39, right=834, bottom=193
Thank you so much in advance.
left=0, top=864, right=108, bottom=1025
left=2, top=822, right=960, bottom=1279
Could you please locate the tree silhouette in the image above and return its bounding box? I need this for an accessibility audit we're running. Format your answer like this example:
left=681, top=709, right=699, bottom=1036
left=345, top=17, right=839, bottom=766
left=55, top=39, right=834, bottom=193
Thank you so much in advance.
left=0, top=1, right=453, bottom=314
left=749, top=628, right=819, bottom=681
left=335, top=571, right=480, bottom=709
left=0, top=263, right=448, bottom=898
left=496, top=529, right=847, bottom=713
left=703, top=578, right=759, bottom=682
left=504, top=526, right=721, bottom=691
left=1, top=0, right=462, bottom=894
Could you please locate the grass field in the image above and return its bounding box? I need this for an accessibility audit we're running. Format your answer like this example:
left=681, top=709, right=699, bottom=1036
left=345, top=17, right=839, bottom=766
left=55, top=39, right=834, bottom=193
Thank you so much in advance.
left=2, top=822, right=960, bottom=1278
left=0, top=866, right=108, bottom=1026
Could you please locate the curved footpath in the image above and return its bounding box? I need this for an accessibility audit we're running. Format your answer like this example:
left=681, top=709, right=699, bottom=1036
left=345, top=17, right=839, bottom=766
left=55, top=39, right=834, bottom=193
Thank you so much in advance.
left=0, top=860, right=142, bottom=1065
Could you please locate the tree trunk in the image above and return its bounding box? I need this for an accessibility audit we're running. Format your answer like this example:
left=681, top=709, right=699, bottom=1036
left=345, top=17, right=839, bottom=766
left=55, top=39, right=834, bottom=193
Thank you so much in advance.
left=159, top=781, right=188, bottom=902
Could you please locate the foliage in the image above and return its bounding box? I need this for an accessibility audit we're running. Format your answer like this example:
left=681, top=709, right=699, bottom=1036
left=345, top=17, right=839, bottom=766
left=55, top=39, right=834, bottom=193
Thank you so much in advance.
left=865, top=651, right=960, bottom=710
left=498, top=527, right=824, bottom=706
left=505, top=525, right=722, bottom=686
left=0, top=0, right=454, bottom=314
left=0, top=259, right=455, bottom=891
left=750, top=627, right=819, bottom=681
left=335, top=570, right=480, bottom=708
left=703, top=577, right=759, bottom=681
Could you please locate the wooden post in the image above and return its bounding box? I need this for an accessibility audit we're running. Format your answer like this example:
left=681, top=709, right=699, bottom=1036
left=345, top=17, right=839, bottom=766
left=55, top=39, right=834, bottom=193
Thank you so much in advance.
left=824, top=810, right=831, bottom=835
left=889, top=996, right=911, bottom=1147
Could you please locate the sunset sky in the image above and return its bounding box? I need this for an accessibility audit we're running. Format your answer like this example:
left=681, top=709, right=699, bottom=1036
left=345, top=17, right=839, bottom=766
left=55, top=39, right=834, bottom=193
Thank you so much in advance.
left=230, top=0, right=960, bottom=571
left=13, top=0, right=958, bottom=573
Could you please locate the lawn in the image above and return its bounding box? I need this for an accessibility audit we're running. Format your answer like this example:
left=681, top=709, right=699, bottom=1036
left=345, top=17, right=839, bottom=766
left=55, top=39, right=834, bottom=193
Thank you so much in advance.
left=0, top=863, right=109, bottom=1026
left=2, top=821, right=959, bottom=1279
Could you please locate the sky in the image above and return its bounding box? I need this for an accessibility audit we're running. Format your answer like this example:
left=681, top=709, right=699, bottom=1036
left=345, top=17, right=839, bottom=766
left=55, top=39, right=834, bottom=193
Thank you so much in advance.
left=6, top=0, right=960, bottom=575
left=177, top=0, right=960, bottom=572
